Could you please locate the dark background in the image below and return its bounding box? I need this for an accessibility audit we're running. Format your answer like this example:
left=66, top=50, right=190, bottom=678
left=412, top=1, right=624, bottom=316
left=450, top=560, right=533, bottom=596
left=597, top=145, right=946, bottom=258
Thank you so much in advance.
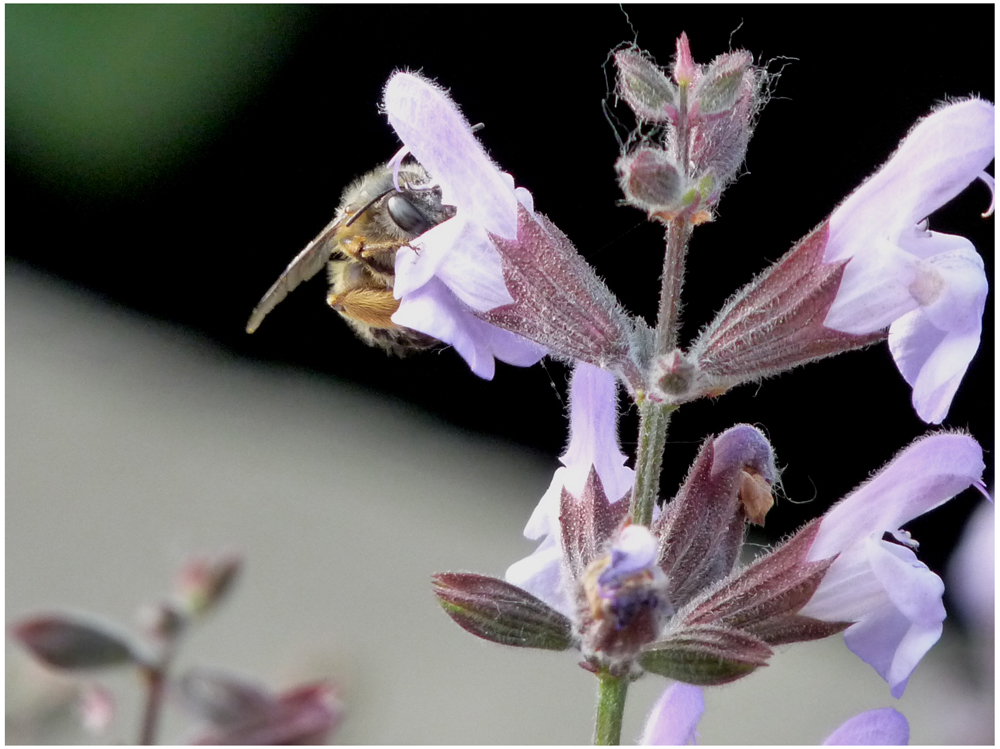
left=7, top=6, right=994, bottom=587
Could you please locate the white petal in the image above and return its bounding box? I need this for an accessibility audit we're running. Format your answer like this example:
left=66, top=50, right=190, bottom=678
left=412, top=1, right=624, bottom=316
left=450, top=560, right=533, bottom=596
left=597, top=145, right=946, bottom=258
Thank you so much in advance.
left=808, top=434, right=984, bottom=561
left=640, top=683, right=704, bottom=746
left=522, top=467, right=574, bottom=540
left=822, top=708, right=909, bottom=745
left=823, top=239, right=920, bottom=333
left=890, top=316, right=981, bottom=424
left=916, top=245, right=988, bottom=331
left=486, top=324, right=548, bottom=367
left=504, top=533, right=574, bottom=619
left=799, top=539, right=886, bottom=622
left=826, top=99, right=995, bottom=263
left=393, top=239, right=447, bottom=300
left=422, top=219, right=514, bottom=311
left=383, top=73, right=518, bottom=238
left=391, top=278, right=497, bottom=378
left=561, top=363, right=634, bottom=502
left=394, top=215, right=514, bottom=312
left=846, top=541, right=944, bottom=698
left=805, top=539, right=945, bottom=698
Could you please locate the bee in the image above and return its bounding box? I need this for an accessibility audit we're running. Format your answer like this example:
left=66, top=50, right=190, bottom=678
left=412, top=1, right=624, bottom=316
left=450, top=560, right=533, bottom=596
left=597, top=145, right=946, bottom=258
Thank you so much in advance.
left=246, top=161, right=456, bottom=355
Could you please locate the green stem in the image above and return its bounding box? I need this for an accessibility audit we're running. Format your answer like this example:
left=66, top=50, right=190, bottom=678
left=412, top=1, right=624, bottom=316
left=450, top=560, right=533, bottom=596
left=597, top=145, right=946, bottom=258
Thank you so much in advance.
left=630, top=398, right=673, bottom=527
left=594, top=672, right=629, bottom=745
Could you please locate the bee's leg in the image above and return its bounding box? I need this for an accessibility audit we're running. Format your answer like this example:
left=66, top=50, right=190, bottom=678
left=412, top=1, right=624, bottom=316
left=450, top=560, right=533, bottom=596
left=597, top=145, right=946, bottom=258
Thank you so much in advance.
left=327, top=287, right=401, bottom=329
left=339, top=236, right=402, bottom=276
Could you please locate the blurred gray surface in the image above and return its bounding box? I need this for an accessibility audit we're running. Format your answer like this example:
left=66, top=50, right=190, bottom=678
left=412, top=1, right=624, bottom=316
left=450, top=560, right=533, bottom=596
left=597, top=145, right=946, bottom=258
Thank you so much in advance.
left=6, top=265, right=993, bottom=744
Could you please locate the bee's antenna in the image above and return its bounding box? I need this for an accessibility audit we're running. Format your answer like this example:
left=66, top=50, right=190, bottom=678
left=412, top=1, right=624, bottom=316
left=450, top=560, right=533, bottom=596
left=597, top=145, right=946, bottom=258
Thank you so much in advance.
left=344, top=187, right=395, bottom=228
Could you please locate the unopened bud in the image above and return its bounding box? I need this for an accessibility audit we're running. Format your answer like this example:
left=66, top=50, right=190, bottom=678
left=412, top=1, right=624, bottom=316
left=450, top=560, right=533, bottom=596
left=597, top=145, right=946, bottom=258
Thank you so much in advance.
left=175, top=552, right=242, bottom=616
left=190, top=679, right=343, bottom=745
left=653, top=349, right=696, bottom=397
left=672, top=32, right=697, bottom=86
left=616, top=148, right=686, bottom=216
left=138, top=602, right=186, bottom=642
left=654, top=425, right=776, bottom=608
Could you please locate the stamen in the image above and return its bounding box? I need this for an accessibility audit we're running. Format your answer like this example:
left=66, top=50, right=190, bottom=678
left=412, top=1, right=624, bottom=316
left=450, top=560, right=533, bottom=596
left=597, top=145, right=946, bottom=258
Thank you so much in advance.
left=387, top=145, right=411, bottom=192
left=977, top=171, right=995, bottom=218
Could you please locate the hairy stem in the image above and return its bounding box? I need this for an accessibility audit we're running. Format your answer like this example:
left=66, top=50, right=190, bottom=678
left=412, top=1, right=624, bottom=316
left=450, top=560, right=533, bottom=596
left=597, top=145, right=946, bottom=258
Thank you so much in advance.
left=654, top=218, right=692, bottom=355
left=594, top=672, right=629, bottom=745
left=655, top=80, right=693, bottom=356
left=630, top=398, right=673, bottom=527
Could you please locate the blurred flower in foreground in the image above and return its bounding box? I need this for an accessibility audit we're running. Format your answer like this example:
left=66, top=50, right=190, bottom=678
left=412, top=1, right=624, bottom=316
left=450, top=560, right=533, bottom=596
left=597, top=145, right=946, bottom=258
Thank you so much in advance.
left=432, top=362, right=985, bottom=695
left=383, top=73, right=652, bottom=390
left=946, top=499, right=994, bottom=635
left=640, top=682, right=909, bottom=745
left=181, top=669, right=343, bottom=745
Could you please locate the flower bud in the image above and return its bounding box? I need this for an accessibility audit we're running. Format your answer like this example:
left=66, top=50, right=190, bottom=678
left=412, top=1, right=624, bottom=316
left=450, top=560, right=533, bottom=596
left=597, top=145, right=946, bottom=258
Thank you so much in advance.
left=614, top=35, right=764, bottom=222
left=174, top=552, right=242, bottom=616
left=653, top=425, right=776, bottom=609
left=672, top=32, right=697, bottom=87
left=615, top=148, right=687, bottom=216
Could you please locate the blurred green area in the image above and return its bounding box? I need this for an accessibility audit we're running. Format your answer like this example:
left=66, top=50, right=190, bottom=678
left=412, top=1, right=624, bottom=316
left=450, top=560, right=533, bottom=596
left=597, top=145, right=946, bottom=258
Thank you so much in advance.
left=6, top=5, right=308, bottom=195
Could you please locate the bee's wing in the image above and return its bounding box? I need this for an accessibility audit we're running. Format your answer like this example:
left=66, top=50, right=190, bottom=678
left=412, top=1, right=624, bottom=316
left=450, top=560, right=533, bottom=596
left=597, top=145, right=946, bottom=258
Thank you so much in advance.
left=246, top=218, right=343, bottom=333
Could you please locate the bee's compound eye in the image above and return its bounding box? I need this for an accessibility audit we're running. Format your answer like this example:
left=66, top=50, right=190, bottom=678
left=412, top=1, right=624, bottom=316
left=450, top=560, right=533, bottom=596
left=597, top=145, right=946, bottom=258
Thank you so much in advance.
left=387, top=195, right=432, bottom=235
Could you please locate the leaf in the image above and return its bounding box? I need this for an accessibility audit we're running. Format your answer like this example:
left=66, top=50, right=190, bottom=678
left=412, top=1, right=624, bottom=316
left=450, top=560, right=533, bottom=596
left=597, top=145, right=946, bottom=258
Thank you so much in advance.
left=640, top=624, right=771, bottom=685
left=432, top=573, right=574, bottom=651
left=12, top=614, right=136, bottom=670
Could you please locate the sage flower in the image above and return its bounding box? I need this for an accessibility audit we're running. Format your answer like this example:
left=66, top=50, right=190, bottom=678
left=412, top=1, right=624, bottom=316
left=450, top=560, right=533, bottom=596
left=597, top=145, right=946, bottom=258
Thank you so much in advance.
left=640, top=682, right=909, bottom=745
left=383, top=72, right=652, bottom=389
left=798, top=433, right=987, bottom=696
left=823, top=99, right=995, bottom=423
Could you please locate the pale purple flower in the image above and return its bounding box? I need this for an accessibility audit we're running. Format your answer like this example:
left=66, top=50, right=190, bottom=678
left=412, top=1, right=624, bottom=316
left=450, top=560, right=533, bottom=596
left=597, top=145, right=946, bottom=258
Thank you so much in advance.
left=641, top=683, right=908, bottom=745
left=382, top=72, right=546, bottom=379
left=823, top=99, right=994, bottom=423
left=640, top=682, right=703, bottom=745
left=505, top=362, right=633, bottom=618
left=799, top=433, right=986, bottom=697
left=822, top=708, right=910, bottom=746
